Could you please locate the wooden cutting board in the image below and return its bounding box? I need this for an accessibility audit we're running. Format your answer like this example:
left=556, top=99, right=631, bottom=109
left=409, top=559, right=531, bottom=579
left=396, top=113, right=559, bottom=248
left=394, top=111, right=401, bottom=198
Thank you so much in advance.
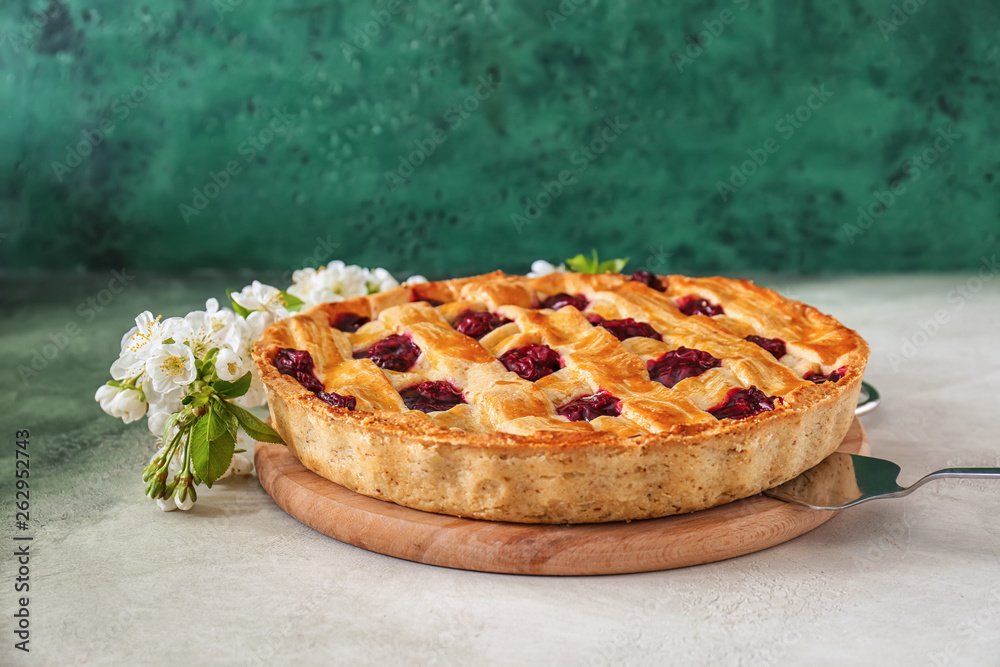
left=255, top=418, right=868, bottom=575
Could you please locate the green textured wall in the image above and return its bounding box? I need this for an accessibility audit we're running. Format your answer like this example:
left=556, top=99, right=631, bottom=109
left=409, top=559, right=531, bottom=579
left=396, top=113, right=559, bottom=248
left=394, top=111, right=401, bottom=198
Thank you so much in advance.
left=1, top=0, right=998, bottom=277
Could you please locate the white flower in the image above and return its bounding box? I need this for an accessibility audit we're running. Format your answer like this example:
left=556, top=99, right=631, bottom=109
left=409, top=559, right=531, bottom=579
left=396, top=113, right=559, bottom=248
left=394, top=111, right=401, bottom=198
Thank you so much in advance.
left=173, top=298, right=243, bottom=359
left=527, top=260, right=565, bottom=278
left=215, top=348, right=246, bottom=382
left=242, top=310, right=272, bottom=343
left=115, top=311, right=183, bottom=378
left=95, top=384, right=148, bottom=424
left=147, top=410, right=173, bottom=437
left=145, top=343, right=196, bottom=395
left=403, top=274, right=428, bottom=284
left=363, top=267, right=399, bottom=294
left=287, top=262, right=369, bottom=307
left=110, top=357, right=138, bottom=382
left=145, top=380, right=184, bottom=424
left=219, top=453, right=254, bottom=480
left=231, top=281, right=291, bottom=320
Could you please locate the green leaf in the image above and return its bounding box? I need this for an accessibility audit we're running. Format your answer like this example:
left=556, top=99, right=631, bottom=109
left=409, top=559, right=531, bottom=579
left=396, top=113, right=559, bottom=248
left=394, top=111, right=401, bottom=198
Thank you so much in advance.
left=565, top=251, right=598, bottom=273
left=202, top=347, right=220, bottom=368
left=192, top=427, right=237, bottom=488
left=194, top=356, right=211, bottom=378
left=227, top=289, right=253, bottom=318
left=207, top=403, right=234, bottom=441
left=213, top=371, right=253, bottom=399
left=189, top=404, right=239, bottom=487
left=189, top=417, right=210, bottom=472
left=366, top=282, right=380, bottom=295
left=597, top=257, right=629, bottom=273
left=224, top=402, right=285, bottom=444
left=189, top=392, right=211, bottom=408
left=280, top=290, right=305, bottom=313
left=564, top=249, right=629, bottom=274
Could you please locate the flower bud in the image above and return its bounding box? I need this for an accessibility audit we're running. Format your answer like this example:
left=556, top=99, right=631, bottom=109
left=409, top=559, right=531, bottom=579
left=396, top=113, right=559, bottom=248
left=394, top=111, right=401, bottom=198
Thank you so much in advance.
left=146, top=476, right=164, bottom=499
left=157, top=497, right=178, bottom=512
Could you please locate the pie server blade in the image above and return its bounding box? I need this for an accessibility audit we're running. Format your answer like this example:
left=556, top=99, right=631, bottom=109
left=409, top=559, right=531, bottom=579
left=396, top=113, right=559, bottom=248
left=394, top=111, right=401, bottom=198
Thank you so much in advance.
left=763, top=453, right=1000, bottom=510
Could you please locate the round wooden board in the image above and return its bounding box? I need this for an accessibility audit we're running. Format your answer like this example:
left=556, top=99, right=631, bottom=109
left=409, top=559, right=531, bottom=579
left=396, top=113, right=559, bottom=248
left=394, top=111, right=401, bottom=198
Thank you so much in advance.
left=255, top=418, right=869, bottom=576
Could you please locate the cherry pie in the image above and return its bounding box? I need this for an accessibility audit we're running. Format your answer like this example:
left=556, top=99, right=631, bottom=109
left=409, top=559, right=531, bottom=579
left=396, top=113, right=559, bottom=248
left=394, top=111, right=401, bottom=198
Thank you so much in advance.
left=253, top=271, right=869, bottom=523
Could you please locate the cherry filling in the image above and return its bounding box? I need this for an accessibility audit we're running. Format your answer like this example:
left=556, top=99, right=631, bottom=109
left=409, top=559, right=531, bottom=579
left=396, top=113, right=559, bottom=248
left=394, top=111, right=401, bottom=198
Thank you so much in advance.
left=353, top=334, right=421, bottom=372
left=316, top=391, right=357, bottom=410
left=676, top=296, right=724, bottom=317
left=273, top=348, right=324, bottom=393
left=498, top=345, right=562, bottom=381
left=584, top=313, right=606, bottom=325
left=557, top=390, right=622, bottom=422
left=804, top=367, right=847, bottom=384
left=400, top=381, right=466, bottom=412
left=745, top=335, right=786, bottom=359
left=709, top=386, right=778, bottom=420
left=453, top=310, right=511, bottom=340
left=539, top=293, right=589, bottom=311
left=647, top=347, right=721, bottom=388
left=596, top=317, right=662, bottom=342
left=629, top=270, right=666, bottom=292
left=274, top=349, right=357, bottom=408
left=332, top=312, right=370, bottom=333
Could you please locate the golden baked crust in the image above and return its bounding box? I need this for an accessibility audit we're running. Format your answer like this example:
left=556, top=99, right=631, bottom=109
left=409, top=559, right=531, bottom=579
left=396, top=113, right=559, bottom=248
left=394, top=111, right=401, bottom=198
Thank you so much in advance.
left=253, top=271, right=869, bottom=523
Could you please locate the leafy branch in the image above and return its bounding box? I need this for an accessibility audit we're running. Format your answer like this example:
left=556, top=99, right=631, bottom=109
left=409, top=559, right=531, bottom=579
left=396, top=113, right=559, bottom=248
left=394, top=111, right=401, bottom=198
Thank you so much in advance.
left=564, top=249, right=629, bottom=274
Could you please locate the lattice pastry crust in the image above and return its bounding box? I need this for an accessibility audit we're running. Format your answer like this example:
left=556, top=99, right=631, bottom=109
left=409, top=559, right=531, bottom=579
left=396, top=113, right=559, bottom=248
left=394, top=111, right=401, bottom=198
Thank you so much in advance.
left=253, top=271, right=869, bottom=523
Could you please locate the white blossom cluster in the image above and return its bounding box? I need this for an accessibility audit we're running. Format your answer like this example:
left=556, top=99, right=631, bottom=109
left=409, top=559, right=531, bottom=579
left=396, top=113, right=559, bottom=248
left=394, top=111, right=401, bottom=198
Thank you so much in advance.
left=95, top=295, right=276, bottom=431
left=286, top=261, right=428, bottom=309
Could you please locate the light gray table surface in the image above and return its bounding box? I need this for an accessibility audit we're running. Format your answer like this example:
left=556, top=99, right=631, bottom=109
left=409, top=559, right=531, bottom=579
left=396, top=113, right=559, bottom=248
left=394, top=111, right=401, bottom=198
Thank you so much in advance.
left=2, top=271, right=999, bottom=666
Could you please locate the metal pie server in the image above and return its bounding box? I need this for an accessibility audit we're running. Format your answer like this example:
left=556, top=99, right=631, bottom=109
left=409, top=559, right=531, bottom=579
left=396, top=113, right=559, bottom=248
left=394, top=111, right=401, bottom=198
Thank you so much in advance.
left=763, top=454, right=1000, bottom=510
left=765, top=381, right=1000, bottom=509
